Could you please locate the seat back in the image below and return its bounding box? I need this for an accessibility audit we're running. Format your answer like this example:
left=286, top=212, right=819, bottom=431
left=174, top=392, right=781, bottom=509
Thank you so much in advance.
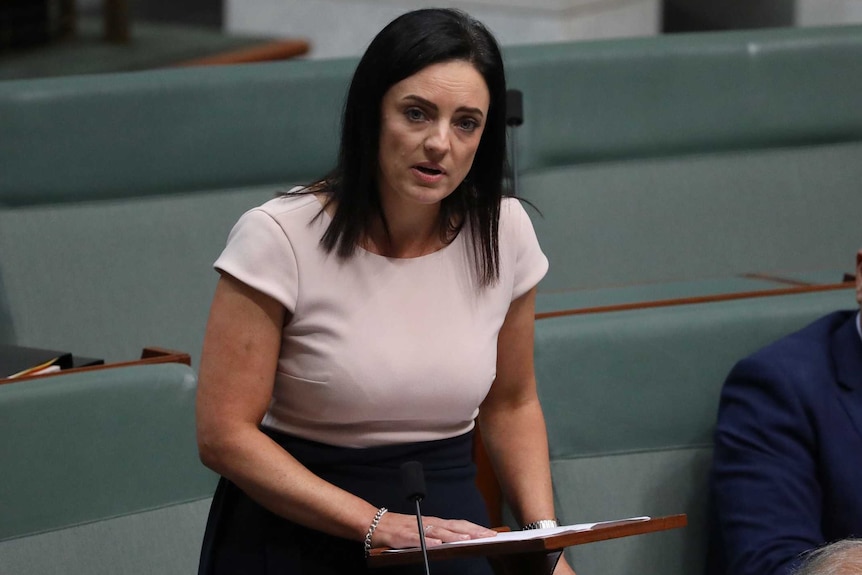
left=532, top=287, right=856, bottom=574
left=0, top=363, right=217, bottom=575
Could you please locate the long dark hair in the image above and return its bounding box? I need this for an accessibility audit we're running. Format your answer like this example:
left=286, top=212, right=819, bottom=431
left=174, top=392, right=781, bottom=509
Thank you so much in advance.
left=310, top=8, right=509, bottom=286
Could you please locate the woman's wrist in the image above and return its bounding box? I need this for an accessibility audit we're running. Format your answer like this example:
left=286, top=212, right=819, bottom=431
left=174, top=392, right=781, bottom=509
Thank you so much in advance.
left=522, top=518, right=558, bottom=530
left=363, top=507, right=388, bottom=556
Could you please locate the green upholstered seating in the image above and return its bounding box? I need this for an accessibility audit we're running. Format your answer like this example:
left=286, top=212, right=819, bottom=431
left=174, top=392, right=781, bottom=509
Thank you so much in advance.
left=505, top=24, right=862, bottom=291
left=1, top=25, right=861, bottom=361
left=0, top=363, right=217, bottom=574
left=0, top=24, right=860, bottom=574
left=0, top=185, right=280, bottom=362
left=521, top=143, right=862, bottom=291
left=530, top=286, right=856, bottom=574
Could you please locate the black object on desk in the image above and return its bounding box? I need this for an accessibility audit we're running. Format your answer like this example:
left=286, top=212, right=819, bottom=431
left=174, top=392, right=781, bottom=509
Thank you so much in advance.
left=0, top=344, right=73, bottom=379
left=0, top=344, right=104, bottom=379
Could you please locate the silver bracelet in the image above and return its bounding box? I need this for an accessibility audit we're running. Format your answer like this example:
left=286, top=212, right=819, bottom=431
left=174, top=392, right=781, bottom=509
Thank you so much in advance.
left=522, top=519, right=558, bottom=530
left=364, top=507, right=388, bottom=556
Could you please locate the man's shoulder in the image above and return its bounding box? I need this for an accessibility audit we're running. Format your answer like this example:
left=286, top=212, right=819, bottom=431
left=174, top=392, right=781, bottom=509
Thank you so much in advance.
left=752, top=311, right=854, bottom=359
left=731, top=310, right=856, bottom=387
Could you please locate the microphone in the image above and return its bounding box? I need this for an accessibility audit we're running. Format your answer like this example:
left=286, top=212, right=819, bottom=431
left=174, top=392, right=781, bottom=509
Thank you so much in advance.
left=506, top=89, right=524, bottom=127
left=506, top=89, right=524, bottom=196
left=401, top=460, right=432, bottom=575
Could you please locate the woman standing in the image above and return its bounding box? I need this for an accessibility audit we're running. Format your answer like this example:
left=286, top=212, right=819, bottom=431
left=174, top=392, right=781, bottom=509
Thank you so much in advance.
left=196, top=8, right=576, bottom=575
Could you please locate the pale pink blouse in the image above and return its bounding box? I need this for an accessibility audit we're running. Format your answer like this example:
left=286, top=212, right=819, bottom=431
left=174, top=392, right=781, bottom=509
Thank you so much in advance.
left=214, top=193, right=548, bottom=448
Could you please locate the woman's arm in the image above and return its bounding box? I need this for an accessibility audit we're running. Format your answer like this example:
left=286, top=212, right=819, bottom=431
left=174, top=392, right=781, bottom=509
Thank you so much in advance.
left=196, top=273, right=494, bottom=549
left=478, top=286, right=576, bottom=575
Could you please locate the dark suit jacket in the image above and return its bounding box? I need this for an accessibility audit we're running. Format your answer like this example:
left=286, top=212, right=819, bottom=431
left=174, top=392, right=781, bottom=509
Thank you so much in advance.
left=707, top=310, right=862, bottom=575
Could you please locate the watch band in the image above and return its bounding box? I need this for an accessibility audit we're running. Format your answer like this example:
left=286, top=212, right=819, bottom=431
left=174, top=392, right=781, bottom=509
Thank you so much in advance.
left=522, top=519, right=559, bottom=530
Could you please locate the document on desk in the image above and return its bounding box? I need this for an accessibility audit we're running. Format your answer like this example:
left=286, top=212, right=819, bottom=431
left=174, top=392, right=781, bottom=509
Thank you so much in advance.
left=381, top=516, right=651, bottom=552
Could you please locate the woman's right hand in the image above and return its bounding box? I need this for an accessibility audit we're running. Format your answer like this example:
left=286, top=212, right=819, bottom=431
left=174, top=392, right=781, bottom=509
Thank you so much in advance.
left=371, top=512, right=498, bottom=550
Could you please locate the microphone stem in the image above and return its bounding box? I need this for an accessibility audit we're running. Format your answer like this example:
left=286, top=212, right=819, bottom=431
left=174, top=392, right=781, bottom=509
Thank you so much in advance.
left=414, top=499, right=431, bottom=575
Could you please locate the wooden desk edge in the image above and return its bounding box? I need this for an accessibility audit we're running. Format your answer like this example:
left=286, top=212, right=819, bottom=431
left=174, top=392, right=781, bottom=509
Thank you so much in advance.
left=368, top=514, right=687, bottom=567
left=540, top=514, right=687, bottom=549
left=0, top=347, right=191, bottom=384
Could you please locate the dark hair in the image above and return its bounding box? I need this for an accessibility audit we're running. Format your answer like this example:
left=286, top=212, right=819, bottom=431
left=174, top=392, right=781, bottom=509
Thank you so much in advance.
left=312, top=8, right=509, bottom=286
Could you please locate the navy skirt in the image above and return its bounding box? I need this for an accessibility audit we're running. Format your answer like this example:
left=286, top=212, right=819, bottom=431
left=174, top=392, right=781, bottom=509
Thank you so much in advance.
left=198, top=428, right=494, bottom=575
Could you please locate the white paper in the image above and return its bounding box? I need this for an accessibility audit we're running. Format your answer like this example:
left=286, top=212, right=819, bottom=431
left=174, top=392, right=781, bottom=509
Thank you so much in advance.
left=381, top=516, right=651, bottom=553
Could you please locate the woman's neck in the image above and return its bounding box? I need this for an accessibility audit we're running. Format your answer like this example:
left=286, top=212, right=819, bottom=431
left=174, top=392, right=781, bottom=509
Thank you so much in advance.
left=367, top=200, right=445, bottom=258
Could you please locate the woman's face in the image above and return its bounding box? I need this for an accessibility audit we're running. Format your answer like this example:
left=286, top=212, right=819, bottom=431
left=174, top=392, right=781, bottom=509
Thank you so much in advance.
left=377, top=60, right=490, bottom=211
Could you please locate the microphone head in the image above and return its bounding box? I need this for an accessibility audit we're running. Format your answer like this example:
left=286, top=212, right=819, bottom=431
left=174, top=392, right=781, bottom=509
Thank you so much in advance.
left=506, top=89, right=524, bottom=127
left=401, top=460, right=427, bottom=502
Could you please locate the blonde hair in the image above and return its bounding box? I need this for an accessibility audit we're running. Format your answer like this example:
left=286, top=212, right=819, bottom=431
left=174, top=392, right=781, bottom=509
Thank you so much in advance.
left=795, top=540, right=862, bottom=575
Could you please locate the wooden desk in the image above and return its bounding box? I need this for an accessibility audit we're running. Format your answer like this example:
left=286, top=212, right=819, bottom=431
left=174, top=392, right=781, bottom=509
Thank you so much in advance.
left=368, top=514, right=687, bottom=575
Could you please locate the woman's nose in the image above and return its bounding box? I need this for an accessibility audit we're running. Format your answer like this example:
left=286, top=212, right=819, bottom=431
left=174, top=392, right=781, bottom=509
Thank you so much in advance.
left=423, top=122, right=450, bottom=155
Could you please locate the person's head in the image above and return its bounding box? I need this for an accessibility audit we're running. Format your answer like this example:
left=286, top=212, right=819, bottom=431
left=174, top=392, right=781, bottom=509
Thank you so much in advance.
left=795, top=539, right=862, bottom=575
left=320, top=8, right=508, bottom=284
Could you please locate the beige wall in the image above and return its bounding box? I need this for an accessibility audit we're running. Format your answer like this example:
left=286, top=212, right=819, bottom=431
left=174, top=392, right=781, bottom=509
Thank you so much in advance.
left=225, top=0, right=661, bottom=59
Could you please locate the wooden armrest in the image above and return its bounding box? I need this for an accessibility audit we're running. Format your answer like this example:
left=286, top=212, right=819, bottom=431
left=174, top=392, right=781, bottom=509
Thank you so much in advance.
left=175, top=39, right=311, bottom=67
left=139, top=346, right=191, bottom=365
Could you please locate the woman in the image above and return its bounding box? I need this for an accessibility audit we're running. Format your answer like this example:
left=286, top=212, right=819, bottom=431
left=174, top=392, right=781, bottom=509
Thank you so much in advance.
left=196, top=8, right=576, bottom=575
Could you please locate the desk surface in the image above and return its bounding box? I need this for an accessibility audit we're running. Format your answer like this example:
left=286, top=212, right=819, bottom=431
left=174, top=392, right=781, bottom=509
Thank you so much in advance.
left=368, top=514, right=687, bottom=568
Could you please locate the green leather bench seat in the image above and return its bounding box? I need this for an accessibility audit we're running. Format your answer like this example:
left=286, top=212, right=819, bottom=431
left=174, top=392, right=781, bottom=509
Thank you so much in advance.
left=506, top=24, right=862, bottom=290
left=522, top=142, right=862, bottom=291
left=4, top=26, right=860, bottom=206
left=1, top=25, right=860, bottom=360
left=0, top=185, right=280, bottom=361
left=505, top=25, right=862, bottom=171
left=0, top=363, right=217, bottom=574
left=531, top=286, right=856, bottom=574
left=0, top=62, right=352, bottom=206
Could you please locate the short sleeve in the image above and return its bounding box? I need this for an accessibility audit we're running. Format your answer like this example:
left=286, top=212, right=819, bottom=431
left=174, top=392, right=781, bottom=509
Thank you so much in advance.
left=504, top=198, right=549, bottom=300
left=214, top=208, right=299, bottom=312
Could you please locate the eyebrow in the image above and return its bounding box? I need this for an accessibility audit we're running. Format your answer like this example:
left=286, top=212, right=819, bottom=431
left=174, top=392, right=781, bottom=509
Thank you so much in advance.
left=402, top=95, right=485, bottom=118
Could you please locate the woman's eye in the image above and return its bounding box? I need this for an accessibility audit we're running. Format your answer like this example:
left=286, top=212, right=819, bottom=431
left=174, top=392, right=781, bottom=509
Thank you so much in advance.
left=405, top=108, right=426, bottom=122
left=457, top=118, right=479, bottom=132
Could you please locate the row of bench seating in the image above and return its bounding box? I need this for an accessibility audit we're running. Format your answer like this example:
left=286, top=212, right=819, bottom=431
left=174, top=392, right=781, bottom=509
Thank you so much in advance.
left=1, top=22, right=861, bottom=575
left=1, top=283, right=855, bottom=574
left=1, top=24, right=860, bottom=362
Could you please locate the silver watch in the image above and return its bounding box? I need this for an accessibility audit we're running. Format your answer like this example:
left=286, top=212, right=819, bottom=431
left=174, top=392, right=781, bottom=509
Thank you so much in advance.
left=522, top=519, right=559, bottom=530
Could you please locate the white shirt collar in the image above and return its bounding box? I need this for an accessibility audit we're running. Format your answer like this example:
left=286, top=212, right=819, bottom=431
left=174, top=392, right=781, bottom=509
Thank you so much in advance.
left=857, top=311, right=862, bottom=342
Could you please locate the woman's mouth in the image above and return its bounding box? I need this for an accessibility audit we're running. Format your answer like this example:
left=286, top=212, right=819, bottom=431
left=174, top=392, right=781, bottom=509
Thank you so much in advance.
left=412, top=164, right=446, bottom=182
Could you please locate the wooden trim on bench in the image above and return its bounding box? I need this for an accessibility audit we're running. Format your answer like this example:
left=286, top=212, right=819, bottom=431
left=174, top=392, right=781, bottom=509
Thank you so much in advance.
left=0, top=346, right=191, bottom=385
left=535, top=281, right=854, bottom=321
left=175, top=39, right=310, bottom=67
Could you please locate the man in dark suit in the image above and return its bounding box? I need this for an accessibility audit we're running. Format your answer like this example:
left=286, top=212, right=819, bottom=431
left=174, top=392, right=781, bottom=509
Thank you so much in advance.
left=708, top=249, right=862, bottom=575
